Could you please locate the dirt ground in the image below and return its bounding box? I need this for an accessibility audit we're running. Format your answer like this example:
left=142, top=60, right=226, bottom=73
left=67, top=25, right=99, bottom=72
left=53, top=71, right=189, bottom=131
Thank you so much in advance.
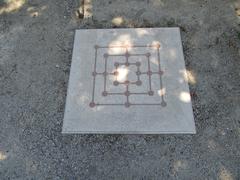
left=0, top=0, right=240, bottom=179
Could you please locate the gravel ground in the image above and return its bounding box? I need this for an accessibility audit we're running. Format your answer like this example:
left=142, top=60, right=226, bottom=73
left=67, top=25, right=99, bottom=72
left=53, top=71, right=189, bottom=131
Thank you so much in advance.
left=0, top=0, right=240, bottom=179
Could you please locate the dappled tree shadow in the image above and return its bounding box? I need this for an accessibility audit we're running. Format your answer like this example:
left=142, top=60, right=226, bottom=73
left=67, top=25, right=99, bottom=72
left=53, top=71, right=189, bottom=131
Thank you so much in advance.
left=0, top=0, right=25, bottom=15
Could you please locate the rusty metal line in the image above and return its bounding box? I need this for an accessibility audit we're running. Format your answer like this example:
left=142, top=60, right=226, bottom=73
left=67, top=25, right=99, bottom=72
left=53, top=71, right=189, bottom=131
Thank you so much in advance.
left=118, top=62, right=138, bottom=66
left=141, top=71, right=160, bottom=75
left=125, top=48, right=129, bottom=64
left=107, top=54, right=126, bottom=57
left=96, top=103, right=125, bottom=106
left=91, top=47, right=98, bottom=102
left=130, top=103, right=162, bottom=106
left=157, top=48, right=165, bottom=103
left=130, top=92, right=148, bottom=95
left=97, top=45, right=160, bottom=48
left=105, top=92, right=149, bottom=96
left=108, top=92, right=125, bottom=95
left=126, top=85, right=129, bottom=103
left=147, top=56, right=152, bottom=91
left=137, top=66, right=140, bottom=81
left=103, top=56, right=108, bottom=91
left=107, top=53, right=147, bottom=57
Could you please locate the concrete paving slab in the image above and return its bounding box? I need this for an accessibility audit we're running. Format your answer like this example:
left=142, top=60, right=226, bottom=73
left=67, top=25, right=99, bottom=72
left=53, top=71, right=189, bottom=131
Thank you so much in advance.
left=62, top=28, right=196, bottom=134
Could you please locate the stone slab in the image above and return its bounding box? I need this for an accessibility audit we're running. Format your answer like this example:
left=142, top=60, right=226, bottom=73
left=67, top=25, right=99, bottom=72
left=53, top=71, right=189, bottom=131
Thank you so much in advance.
left=62, top=28, right=196, bottom=134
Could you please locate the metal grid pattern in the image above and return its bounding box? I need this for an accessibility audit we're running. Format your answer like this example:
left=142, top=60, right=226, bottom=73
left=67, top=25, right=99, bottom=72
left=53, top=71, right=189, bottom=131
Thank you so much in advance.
left=89, top=44, right=167, bottom=108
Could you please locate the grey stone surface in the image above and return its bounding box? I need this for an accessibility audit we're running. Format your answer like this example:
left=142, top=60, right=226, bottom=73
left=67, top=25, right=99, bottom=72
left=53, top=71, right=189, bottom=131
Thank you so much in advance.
left=0, top=0, right=239, bottom=179
left=63, top=28, right=196, bottom=134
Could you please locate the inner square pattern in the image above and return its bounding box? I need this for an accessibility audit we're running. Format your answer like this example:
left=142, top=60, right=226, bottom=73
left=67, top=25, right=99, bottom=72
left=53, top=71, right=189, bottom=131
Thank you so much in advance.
left=89, top=44, right=167, bottom=108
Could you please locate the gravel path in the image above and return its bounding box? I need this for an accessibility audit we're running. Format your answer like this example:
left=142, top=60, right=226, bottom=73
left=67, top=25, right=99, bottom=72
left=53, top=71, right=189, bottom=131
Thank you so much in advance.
left=0, top=0, right=239, bottom=179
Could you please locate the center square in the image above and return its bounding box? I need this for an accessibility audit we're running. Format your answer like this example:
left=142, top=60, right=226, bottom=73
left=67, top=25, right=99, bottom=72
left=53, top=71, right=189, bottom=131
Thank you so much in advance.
left=105, top=54, right=149, bottom=94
